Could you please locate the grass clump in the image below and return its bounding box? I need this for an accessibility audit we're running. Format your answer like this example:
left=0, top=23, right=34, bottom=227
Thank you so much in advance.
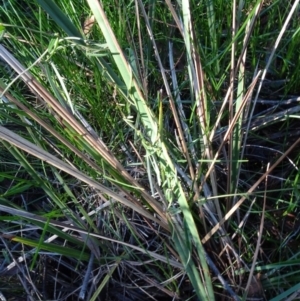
left=1, top=0, right=300, bottom=300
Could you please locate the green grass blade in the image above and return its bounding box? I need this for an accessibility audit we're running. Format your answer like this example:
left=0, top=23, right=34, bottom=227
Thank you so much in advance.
left=10, top=235, right=90, bottom=261
left=86, top=0, right=158, bottom=143
left=36, top=0, right=83, bottom=40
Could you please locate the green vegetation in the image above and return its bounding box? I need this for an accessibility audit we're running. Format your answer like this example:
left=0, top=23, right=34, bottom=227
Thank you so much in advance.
left=1, top=0, right=300, bottom=300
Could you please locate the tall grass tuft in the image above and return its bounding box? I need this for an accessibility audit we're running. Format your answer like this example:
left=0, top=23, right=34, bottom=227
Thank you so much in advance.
left=1, top=0, right=300, bottom=300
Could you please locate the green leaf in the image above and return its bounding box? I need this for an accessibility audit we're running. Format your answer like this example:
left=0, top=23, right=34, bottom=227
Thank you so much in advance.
left=11, top=236, right=91, bottom=261
left=36, top=0, right=83, bottom=41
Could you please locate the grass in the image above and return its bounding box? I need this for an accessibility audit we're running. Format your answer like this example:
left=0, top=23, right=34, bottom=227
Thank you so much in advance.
left=1, top=0, right=300, bottom=300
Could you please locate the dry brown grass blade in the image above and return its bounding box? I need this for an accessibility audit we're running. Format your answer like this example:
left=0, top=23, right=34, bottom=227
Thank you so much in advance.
left=244, top=163, right=268, bottom=300
left=164, top=0, right=184, bottom=37
left=82, top=15, right=95, bottom=35
left=228, top=0, right=236, bottom=125
left=133, top=0, right=147, bottom=96
left=0, top=44, right=166, bottom=225
left=202, top=135, right=300, bottom=244
left=226, top=0, right=236, bottom=210
left=0, top=125, right=168, bottom=229
left=207, top=3, right=262, bottom=147
left=0, top=89, right=105, bottom=174
left=189, top=24, right=222, bottom=221
left=235, top=2, right=263, bottom=77
left=227, top=2, right=263, bottom=218
left=199, top=72, right=261, bottom=194
left=0, top=88, right=147, bottom=216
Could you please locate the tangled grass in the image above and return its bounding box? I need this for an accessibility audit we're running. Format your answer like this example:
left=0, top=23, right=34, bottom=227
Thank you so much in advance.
left=1, top=0, right=300, bottom=300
